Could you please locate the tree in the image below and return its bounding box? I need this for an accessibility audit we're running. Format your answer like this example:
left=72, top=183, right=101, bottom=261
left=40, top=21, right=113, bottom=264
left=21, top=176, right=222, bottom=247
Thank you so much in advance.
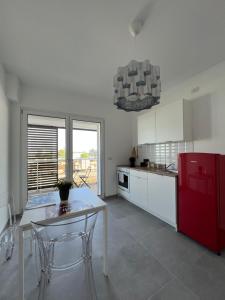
left=80, top=152, right=89, bottom=159
left=58, top=149, right=65, bottom=159
left=89, top=148, right=97, bottom=158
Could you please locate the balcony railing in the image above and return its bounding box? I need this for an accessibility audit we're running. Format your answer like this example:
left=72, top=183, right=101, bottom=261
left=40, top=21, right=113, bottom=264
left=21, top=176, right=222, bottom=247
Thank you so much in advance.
left=28, top=158, right=97, bottom=192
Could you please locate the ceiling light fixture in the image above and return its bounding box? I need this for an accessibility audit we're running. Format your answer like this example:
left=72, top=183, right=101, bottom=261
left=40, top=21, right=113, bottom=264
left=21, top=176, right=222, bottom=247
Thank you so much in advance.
left=113, top=18, right=161, bottom=112
left=113, top=60, right=161, bottom=112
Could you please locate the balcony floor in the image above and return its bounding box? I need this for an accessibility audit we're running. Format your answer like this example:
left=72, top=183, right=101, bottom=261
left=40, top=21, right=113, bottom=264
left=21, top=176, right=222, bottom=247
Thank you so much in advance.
left=28, top=183, right=98, bottom=198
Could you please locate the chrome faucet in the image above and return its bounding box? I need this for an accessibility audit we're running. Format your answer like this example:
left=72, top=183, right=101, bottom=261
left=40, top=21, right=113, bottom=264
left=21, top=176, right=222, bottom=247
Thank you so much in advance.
left=166, top=162, right=176, bottom=170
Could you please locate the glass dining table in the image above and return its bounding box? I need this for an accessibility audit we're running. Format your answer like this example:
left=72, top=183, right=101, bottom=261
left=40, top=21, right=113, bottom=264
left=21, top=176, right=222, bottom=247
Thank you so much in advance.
left=18, top=188, right=108, bottom=300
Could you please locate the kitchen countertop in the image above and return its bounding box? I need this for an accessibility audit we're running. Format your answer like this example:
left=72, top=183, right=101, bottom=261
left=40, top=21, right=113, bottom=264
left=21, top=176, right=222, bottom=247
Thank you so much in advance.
left=117, top=165, right=178, bottom=177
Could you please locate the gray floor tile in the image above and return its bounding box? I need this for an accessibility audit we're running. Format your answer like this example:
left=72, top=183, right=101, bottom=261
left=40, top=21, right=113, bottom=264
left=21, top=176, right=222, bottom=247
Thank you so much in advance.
left=116, top=210, right=167, bottom=241
left=1, top=196, right=225, bottom=300
left=108, top=241, right=172, bottom=300
left=139, top=226, right=205, bottom=271
left=195, top=251, right=225, bottom=282
left=108, top=199, right=144, bottom=220
left=166, top=259, right=225, bottom=299
left=149, top=279, right=199, bottom=300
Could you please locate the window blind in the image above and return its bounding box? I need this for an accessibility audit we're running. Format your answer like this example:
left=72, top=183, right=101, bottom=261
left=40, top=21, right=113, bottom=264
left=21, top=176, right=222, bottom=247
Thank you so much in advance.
left=27, top=125, right=58, bottom=190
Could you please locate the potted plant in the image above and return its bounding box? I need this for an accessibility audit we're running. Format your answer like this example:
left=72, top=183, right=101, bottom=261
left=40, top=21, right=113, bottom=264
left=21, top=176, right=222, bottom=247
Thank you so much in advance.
left=55, top=180, right=73, bottom=202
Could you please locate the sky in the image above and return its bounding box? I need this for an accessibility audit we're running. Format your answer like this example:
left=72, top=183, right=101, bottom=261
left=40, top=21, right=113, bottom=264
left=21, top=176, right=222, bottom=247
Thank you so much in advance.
left=58, top=129, right=97, bottom=154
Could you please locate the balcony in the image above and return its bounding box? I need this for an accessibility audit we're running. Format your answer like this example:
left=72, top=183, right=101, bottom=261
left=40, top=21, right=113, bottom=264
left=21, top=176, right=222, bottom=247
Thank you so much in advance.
left=28, top=157, right=97, bottom=195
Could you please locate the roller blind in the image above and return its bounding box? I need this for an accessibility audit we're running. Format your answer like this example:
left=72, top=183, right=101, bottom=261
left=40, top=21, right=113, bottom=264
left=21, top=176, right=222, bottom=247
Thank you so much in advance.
left=27, top=125, right=58, bottom=190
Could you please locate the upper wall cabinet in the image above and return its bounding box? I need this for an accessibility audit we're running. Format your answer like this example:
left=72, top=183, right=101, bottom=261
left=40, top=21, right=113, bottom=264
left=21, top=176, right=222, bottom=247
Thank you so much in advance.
left=137, top=99, right=192, bottom=144
left=156, top=99, right=192, bottom=143
left=137, top=110, right=156, bottom=144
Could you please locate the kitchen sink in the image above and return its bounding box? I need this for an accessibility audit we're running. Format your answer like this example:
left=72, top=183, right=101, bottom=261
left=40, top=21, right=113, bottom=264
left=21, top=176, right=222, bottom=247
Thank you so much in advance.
left=167, top=169, right=178, bottom=174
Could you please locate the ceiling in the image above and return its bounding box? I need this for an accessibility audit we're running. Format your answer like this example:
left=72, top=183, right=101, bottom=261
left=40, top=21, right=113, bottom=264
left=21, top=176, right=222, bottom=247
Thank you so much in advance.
left=1, top=0, right=225, bottom=102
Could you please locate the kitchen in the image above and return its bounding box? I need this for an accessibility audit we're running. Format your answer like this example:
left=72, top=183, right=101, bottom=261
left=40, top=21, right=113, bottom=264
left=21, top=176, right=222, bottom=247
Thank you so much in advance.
left=118, top=96, right=225, bottom=254
left=2, top=1, right=225, bottom=299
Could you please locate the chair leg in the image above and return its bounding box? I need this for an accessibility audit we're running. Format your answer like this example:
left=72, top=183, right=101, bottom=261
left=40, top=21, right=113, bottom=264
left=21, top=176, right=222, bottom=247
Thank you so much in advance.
left=5, top=229, right=15, bottom=260
left=73, top=180, right=79, bottom=188
left=38, top=271, right=48, bottom=300
left=29, top=236, right=33, bottom=256
left=78, top=181, right=84, bottom=188
left=82, top=234, right=97, bottom=300
left=80, top=178, right=91, bottom=188
left=48, top=243, right=55, bottom=282
left=34, top=239, right=42, bottom=286
left=5, top=242, right=14, bottom=260
left=84, top=259, right=98, bottom=300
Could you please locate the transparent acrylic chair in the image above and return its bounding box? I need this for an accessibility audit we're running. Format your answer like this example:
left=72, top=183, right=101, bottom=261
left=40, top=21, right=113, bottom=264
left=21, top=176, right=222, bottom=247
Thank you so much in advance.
left=31, top=212, right=98, bottom=300
left=0, top=195, right=17, bottom=261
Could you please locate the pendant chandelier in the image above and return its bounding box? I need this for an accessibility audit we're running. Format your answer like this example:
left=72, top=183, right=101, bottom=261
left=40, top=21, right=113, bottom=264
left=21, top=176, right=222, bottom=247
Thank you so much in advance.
left=113, top=12, right=161, bottom=112
left=113, top=60, right=161, bottom=112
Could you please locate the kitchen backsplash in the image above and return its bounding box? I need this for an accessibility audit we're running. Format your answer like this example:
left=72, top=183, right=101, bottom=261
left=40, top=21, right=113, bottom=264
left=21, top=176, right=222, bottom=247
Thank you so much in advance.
left=137, top=141, right=194, bottom=169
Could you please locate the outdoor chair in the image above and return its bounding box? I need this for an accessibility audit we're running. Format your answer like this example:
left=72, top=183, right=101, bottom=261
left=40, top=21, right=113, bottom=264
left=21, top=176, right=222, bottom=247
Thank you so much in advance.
left=78, top=167, right=92, bottom=188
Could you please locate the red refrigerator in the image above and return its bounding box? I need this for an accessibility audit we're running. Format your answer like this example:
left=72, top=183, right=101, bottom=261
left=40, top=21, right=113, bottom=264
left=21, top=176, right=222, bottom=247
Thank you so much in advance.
left=178, top=153, right=225, bottom=254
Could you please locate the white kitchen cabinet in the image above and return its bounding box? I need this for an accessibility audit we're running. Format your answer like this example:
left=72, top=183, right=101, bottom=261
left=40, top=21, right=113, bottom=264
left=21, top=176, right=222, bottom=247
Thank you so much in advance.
left=137, top=110, right=156, bottom=144
left=148, top=173, right=177, bottom=227
left=130, top=170, right=148, bottom=210
left=156, top=99, right=192, bottom=143
left=118, top=167, right=177, bottom=228
left=118, top=188, right=130, bottom=201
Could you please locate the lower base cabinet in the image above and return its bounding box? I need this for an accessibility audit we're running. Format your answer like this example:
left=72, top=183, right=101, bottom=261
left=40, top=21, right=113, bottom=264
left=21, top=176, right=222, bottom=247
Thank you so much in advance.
left=118, top=187, right=130, bottom=201
left=148, top=173, right=177, bottom=228
left=128, top=170, right=177, bottom=228
left=130, top=172, right=148, bottom=210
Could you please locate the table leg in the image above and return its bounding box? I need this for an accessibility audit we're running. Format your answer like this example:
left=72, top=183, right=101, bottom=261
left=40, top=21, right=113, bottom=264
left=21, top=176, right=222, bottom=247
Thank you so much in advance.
left=102, top=207, right=108, bottom=276
left=19, top=227, right=24, bottom=300
left=29, top=231, right=33, bottom=256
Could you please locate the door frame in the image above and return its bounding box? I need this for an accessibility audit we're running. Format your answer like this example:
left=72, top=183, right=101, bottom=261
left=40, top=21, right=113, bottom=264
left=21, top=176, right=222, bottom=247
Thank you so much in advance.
left=21, top=108, right=105, bottom=210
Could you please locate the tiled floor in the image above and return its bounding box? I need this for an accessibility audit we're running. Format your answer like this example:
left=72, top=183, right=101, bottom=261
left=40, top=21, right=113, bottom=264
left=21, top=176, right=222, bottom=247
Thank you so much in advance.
left=1, top=196, right=225, bottom=299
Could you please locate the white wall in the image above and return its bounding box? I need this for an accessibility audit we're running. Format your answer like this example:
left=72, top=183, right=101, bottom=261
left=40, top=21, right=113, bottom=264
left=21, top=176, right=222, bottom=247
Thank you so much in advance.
left=0, top=65, right=9, bottom=233
left=10, top=101, right=21, bottom=213
left=163, top=60, right=225, bottom=154
left=192, top=89, right=225, bottom=153
left=11, top=85, right=133, bottom=211
left=133, top=60, right=225, bottom=155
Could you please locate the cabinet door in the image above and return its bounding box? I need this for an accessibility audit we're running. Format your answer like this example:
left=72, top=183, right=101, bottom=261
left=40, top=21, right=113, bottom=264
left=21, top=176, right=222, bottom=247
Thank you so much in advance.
left=130, top=174, right=148, bottom=210
left=137, top=177, right=148, bottom=210
left=130, top=174, right=136, bottom=204
left=148, top=173, right=177, bottom=227
left=162, top=176, right=177, bottom=226
left=148, top=173, right=162, bottom=214
left=156, top=100, right=183, bottom=143
left=137, top=111, right=156, bottom=144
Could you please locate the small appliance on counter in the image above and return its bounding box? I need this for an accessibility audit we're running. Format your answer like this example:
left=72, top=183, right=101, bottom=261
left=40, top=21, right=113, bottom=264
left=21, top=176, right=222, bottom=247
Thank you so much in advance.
left=140, top=159, right=149, bottom=167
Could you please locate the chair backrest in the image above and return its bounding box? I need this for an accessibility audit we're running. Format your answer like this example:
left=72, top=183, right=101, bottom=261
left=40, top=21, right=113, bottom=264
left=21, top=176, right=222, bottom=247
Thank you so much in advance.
left=0, top=195, right=17, bottom=262
left=85, top=167, right=92, bottom=177
left=31, top=212, right=98, bottom=271
left=8, top=194, right=16, bottom=227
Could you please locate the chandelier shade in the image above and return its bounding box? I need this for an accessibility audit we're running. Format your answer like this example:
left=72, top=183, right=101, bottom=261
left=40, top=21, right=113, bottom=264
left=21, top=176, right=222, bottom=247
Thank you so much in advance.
left=113, top=60, right=161, bottom=112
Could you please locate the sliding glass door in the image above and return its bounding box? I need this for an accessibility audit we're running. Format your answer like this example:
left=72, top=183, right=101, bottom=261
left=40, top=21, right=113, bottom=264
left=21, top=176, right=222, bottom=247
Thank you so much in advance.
left=27, top=114, right=67, bottom=197
left=72, top=120, right=101, bottom=194
left=22, top=111, right=104, bottom=207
